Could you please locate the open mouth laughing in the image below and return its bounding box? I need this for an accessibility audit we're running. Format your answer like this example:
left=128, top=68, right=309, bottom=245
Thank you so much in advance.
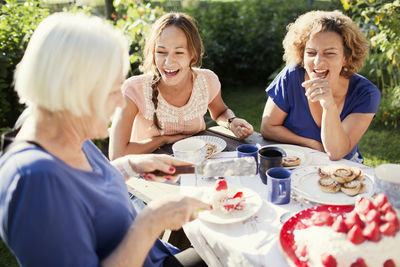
left=164, top=68, right=179, bottom=78
left=313, top=69, right=329, bottom=79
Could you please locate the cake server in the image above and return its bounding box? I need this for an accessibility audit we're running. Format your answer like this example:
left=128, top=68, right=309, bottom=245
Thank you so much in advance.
left=153, top=157, right=257, bottom=177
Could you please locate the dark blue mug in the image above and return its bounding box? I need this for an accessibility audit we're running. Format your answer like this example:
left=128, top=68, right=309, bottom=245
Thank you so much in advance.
left=266, top=167, right=291, bottom=205
left=236, top=144, right=259, bottom=174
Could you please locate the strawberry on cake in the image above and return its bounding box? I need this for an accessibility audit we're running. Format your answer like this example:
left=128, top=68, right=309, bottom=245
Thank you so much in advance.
left=204, top=179, right=246, bottom=213
left=292, top=194, right=400, bottom=267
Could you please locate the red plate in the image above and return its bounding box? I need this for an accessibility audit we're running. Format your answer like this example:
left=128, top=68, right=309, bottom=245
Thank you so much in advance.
left=280, top=205, right=354, bottom=267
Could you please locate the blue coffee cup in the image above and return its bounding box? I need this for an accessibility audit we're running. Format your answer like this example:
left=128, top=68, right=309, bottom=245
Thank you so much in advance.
left=236, top=144, right=259, bottom=174
left=266, top=167, right=291, bottom=205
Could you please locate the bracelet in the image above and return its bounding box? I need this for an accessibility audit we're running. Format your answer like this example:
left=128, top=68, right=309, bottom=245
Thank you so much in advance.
left=122, top=159, right=139, bottom=177
left=227, top=117, right=237, bottom=130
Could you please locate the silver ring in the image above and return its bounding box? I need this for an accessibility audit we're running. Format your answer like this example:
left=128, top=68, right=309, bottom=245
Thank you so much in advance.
left=319, top=88, right=324, bottom=94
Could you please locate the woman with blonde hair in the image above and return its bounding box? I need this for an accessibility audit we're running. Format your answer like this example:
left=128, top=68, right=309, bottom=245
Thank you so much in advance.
left=0, top=12, right=210, bottom=266
left=109, top=12, right=253, bottom=158
left=261, top=10, right=380, bottom=162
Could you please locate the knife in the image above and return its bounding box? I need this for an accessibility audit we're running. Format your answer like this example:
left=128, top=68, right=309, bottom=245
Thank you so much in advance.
left=152, top=157, right=257, bottom=177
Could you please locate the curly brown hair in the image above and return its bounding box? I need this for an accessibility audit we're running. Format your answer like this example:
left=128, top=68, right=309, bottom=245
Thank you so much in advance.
left=141, top=12, right=203, bottom=129
left=282, top=10, right=369, bottom=78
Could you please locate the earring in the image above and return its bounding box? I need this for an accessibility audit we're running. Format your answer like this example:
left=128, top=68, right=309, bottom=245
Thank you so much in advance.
left=343, top=66, right=349, bottom=72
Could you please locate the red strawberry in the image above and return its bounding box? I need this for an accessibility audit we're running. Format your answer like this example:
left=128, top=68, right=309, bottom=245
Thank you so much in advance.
left=311, top=211, right=334, bottom=226
left=380, top=222, right=397, bottom=237
left=383, top=259, right=396, bottom=267
left=381, top=202, right=395, bottom=214
left=332, top=216, right=348, bottom=233
left=232, top=191, right=243, bottom=198
left=223, top=204, right=235, bottom=211
left=384, top=211, right=399, bottom=226
left=345, top=211, right=365, bottom=229
left=362, top=221, right=381, bottom=242
left=355, top=197, right=376, bottom=216
left=321, top=253, right=337, bottom=267
left=365, top=209, right=381, bottom=224
left=347, top=225, right=365, bottom=244
left=373, top=193, right=388, bottom=208
left=350, top=258, right=367, bottom=267
left=215, top=179, right=227, bottom=191
left=295, top=244, right=307, bottom=258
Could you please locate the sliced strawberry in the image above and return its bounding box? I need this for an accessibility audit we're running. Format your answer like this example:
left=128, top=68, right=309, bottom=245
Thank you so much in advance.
left=383, top=259, right=396, bottom=267
left=215, top=179, right=227, bottom=191
left=381, top=202, right=395, bottom=214
left=311, top=211, right=334, bottom=226
left=223, top=204, right=235, bottom=211
left=332, top=216, right=348, bottom=233
left=295, top=244, right=308, bottom=258
left=362, top=221, right=381, bottom=242
left=355, top=197, right=376, bottom=216
left=232, top=191, right=243, bottom=198
left=380, top=222, right=397, bottom=237
left=345, top=211, right=365, bottom=229
left=373, top=193, right=388, bottom=209
left=365, top=209, right=381, bottom=224
left=321, top=253, right=337, bottom=267
left=347, top=225, right=365, bottom=244
left=350, top=258, right=367, bottom=267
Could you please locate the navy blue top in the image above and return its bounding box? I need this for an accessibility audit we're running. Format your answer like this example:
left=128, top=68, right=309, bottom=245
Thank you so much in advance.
left=0, top=140, right=177, bottom=267
left=266, top=65, right=381, bottom=162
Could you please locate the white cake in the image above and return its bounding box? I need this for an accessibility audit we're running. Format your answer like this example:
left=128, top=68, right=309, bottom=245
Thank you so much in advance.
left=203, top=179, right=245, bottom=213
left=293, top=194, right=399, bottom=267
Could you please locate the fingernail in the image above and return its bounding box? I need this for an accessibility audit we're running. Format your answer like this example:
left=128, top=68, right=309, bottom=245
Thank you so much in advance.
left=209, top=205, right=213, bottom=210
left=143, top=174, right=150, bottom=179
left=169, top=167, right=175, bottom=172
left=166, top=177, right=171, bottom=181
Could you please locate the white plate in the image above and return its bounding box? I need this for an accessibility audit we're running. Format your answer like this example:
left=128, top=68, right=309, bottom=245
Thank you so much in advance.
left=199, top=186, right=262, bottom=224
left=291, top=166, right=375, bottom=205
left=263, top=144, right=310, bottom=168
left=192, top=135, right=226, bottom=157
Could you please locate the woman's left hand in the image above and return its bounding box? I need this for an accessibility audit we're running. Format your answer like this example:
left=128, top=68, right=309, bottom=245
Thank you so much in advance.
left=230, top=118, right=254, bottom=140
left=302, top=77, right=335, bottom=108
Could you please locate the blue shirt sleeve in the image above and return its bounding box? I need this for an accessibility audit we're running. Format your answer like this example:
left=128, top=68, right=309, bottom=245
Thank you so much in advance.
left=266, top=66, right=290, bottom=113
left=7, top=166, right=101, bottom=267
left=347, top=75, right=381, bottom=114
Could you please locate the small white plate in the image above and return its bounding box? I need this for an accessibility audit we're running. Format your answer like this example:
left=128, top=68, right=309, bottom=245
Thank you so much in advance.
left=199, top=186, right=262, bottom=224
left=192, top=135, right=227, bottom=157
left=263, top=144, right=310, bottom=168
left=291, top=166, right=375, bottom=205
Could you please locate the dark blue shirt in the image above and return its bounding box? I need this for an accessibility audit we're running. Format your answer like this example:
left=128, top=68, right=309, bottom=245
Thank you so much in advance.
left=266, top=65, right=381, bottom=161
left=0, top=140, right=177, bottom=266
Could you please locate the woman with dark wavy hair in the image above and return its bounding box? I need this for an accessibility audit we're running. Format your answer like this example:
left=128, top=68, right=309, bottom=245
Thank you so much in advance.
left=261, top=10, right=380, bottom=163
left=109, top=12, right=253, bottom=158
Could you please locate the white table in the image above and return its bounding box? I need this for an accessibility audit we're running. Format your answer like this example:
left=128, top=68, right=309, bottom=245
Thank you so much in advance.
left=180, top=148, right=374, bottom=267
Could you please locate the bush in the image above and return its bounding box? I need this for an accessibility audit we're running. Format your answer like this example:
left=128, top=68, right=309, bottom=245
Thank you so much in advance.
left=0, top=0, right=49, bottom=128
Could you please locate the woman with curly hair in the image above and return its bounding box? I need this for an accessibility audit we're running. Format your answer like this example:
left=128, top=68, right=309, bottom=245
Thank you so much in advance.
left=260, top=10, right=380, bottom=163
left=109, top=12, right=253, bottom=158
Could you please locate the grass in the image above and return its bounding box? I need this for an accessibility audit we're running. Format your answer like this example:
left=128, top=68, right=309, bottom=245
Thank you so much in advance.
left=1, top=84, right=399, bottom=265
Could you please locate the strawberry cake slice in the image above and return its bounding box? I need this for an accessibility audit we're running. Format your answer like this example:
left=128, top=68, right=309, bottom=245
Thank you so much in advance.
left=204, top=179, right=246, bottom=213
left=293, top=194, right=400, bottom=267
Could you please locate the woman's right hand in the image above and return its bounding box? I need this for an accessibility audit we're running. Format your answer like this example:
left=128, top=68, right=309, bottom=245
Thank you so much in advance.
left=145, top=195, right=212, bottom=232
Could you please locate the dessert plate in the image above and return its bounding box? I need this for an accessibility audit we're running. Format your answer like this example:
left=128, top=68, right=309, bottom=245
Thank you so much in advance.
left=199, top=186, right=262, bottom=224
left=193, top=135, right=227, bottom=158
left=291, top=166, right=374, bottom=205
left=280, top=205, right=354, bottom=267
left=263, top=144, right=311, bottom=169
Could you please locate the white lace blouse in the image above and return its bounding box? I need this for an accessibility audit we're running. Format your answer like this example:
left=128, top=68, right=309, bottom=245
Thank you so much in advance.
left=123, top=68, right=220, bottom=141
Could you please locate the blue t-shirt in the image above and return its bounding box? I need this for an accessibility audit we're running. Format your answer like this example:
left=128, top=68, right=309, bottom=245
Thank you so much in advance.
left=266, top=65, right=381, bottom=161
left=0, top=140, right=177, bottom=267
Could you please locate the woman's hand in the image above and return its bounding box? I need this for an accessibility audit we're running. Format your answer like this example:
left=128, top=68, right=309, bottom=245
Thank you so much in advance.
left=302, top=77, right=335, bottom=109
left=230, top=118, right=254, bottom=140
left=112, top=154, right=191, bottom=182
left=145, top=195, right=212, bottom=232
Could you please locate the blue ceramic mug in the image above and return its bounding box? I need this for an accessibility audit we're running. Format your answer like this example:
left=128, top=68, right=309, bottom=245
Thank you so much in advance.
left=236, top=144, right=259, bottom=174
left=266, top=167, right=291, bottom=205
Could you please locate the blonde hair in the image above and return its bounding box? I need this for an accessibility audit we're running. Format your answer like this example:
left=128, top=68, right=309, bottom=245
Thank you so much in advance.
left=141, top=12, right=203, bottom=129
left=14, top=12, right=130, bottom=119
left=282, top=10, right=369, bottom=78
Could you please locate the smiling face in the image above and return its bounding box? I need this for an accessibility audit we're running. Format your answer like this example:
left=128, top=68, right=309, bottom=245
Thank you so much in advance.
left=303, top=31, right=347, bottom=83
left=155, top=25, right=193, bottom=87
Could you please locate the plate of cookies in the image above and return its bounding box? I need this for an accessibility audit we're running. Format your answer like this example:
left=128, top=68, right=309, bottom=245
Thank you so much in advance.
left=264, top=144, right=311, bottom=169
left=291, top=165, right=375, bottom=205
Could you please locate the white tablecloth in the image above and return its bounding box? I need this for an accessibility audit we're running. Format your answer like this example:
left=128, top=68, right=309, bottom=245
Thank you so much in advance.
left=180, top=147, right=374, bottom=267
